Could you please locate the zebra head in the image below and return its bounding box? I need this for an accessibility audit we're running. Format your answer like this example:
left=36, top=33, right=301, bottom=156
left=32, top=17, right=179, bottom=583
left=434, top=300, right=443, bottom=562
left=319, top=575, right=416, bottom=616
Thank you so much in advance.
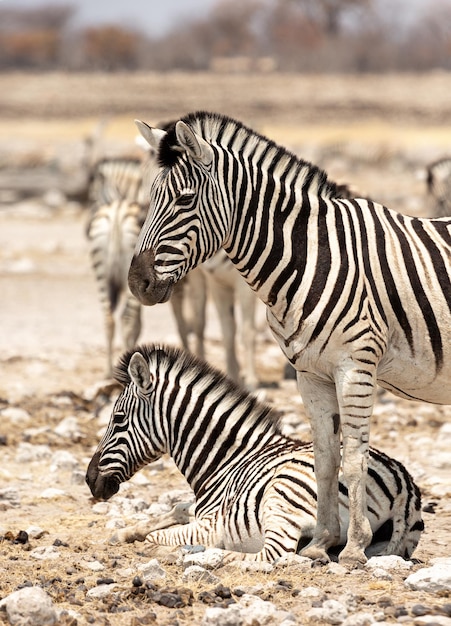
left=128, top=116, right=228, bottom=306
left=86, top=351, right=163, bottom=500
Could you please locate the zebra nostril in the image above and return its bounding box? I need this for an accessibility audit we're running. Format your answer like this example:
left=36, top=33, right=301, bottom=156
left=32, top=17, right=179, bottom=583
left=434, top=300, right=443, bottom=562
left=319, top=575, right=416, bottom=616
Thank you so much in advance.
left=142, top=278, right=151, bottom=292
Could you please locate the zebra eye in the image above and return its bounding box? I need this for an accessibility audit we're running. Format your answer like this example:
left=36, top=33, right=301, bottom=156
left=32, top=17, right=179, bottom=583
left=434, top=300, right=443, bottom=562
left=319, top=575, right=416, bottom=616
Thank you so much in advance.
left=112, top=411, right=126, bottom=424
left=176, top=193, right=195, bottom=206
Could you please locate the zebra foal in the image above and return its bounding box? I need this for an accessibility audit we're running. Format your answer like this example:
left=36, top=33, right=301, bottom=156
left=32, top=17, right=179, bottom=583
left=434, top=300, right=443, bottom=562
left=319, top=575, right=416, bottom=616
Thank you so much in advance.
left=86, top=344, right=423, bottom=564
left=127, top=112, right=451, bottom=567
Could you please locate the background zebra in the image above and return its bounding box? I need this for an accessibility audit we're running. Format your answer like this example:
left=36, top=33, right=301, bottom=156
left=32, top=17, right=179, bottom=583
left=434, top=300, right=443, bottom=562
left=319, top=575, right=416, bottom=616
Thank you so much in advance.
left=86, top=344, right=423, bottom=564
left=426, top=157, right=451, bottom=218
left=128, top=111, right=451, bottom=567
left=86, top=156, right=154, bottom=377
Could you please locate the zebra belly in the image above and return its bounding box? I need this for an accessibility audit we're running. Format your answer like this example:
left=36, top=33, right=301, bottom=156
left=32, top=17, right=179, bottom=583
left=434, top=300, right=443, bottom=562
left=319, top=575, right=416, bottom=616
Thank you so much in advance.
left=377, top=350, right=451, bottom=404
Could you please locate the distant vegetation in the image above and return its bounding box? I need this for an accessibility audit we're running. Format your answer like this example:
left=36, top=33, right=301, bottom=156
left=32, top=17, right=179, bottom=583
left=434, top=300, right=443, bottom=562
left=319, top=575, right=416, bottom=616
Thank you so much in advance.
left=0, top=0, right=450, bottom=73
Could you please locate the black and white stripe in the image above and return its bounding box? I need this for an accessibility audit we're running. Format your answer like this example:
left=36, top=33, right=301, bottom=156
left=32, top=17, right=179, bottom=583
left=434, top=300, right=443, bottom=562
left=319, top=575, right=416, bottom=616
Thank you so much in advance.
left=86, top=344, right=423, bottom=563
left=127, top=111, right=450, bottom=566
left=86, top=157, right=153, bottom=377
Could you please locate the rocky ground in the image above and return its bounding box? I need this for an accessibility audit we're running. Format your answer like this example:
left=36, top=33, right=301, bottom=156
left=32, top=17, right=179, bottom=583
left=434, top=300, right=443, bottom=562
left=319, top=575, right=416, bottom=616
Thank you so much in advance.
left=1, top=72, right=451, bottom=625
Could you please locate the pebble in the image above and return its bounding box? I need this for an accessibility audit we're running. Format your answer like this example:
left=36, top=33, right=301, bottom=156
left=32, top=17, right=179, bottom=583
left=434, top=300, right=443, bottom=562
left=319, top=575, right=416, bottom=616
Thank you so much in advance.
left=183, top=548, right=225, bottom=569
left=201, top=594, right=296, bottom=625
left=0, top=487, right=20, bottom=508
left=15, top=443, right=51, bottom=463
left=39, top=488, right=65, bottom=499
left=86, top=583, right=117, bottom=599
left=53, top=415, right=82, bottom=441
left=84, top=560, right=105, bottom=572
left=49, top=450, right=79, bottom=472
left=0, top=586, right=57, bottom=625
left=306, top=599, right=348, bottom=624
left=26, top=525, right=46, bottom=539
left=366, top=555, right=413, bottom=571
left=413, top=617, right=451, bottom=626
left=29, top=546, right=60, bottom=560
left=0, top=406, right=31, bottom=425
left=137, top=558, right=168, bottom=581
left=405, top=559, right=451, bottom=592
left=183, top=565, right=220, bottom=585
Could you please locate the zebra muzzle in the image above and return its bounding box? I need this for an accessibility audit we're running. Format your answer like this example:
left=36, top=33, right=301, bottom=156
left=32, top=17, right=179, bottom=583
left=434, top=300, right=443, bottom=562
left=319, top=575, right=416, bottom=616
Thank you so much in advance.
left=86, top=452, right=121, bottom=500
left=128, top=249, right=174, bottom=306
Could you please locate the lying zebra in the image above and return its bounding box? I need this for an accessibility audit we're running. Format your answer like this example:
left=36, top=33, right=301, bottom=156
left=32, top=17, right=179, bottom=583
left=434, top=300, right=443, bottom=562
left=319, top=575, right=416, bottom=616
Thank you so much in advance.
left=86, top=344, right=423, bottom=563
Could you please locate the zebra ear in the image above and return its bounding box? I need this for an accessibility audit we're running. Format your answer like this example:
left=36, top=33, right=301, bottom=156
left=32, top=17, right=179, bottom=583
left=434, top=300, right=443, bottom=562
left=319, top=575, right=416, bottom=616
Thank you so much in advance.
left=128, top=352, right=153, bottom=392
left=134, top=120, right=167, bottom=153
left=175, top=121, right=213, bottom=165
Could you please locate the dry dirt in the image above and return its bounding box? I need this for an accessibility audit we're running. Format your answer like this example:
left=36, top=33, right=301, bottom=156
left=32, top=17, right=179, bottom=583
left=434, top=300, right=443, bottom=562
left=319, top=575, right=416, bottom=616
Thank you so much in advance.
left=1, top=72, right=451, bottom=625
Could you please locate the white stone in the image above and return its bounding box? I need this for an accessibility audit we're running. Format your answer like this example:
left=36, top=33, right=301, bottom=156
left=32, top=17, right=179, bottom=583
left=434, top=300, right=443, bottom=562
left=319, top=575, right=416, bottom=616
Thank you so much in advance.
left=275, top=553, right=312, bottom=568
left=0, top=586, right=57, bottom=625
left=30, top=546, right=60, bottom=560
left=405, top=560, right=451, bottom=592
left=86, top=584, right=117, bottom=599
left=39, top=488, right=65, bottom=499
left=413, top=616, right=451, bottom=626
left=15, top=443, right=51, bottom=463
left=183, top=548, right=225, bottom=569
left=182, top=565, right=220, bottom=585
left=299, top=586, right=323, bottom=598
left=50, top=450, right=79, bottom=472
left=369, top=567, right=393, bottom=580
left=366, top=555, right=413, bottom=570
left=342, top=612, right=376, bottom=626
left=306, top=599, right=348, bottom=624
left=233, top=560, right=274, bottom=574
left=92, top=501, right=110, bottom=515
left=53, top=416, right=82, bottom=441
left=85, top=560, right=105, bottom=572
left=201, top=594, right=297, bottom=626
left=137, top=558, right=167, bottom=581
left=26, top=525, right=46, bottom=539
left=0, top=407, right=31, bottom=424
left=327, top=562, right=349, bottom=575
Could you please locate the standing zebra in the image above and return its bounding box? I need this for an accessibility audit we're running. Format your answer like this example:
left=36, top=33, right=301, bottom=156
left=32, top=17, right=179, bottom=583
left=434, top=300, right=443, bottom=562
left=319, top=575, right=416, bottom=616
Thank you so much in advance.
left=86, top=344, right=423, bottom=563
left=426, top=157, right=451, bottom=218
left=128, top=112, right=451, bottom=567
left=86, top=197, right=145, bottom=377
left=86, top=156, right=158, bottom=377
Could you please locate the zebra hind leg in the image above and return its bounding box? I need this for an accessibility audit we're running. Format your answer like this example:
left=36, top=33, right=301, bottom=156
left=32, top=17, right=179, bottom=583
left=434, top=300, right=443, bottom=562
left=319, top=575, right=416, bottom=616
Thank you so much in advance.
left=121, top=294, right=142, bottom=351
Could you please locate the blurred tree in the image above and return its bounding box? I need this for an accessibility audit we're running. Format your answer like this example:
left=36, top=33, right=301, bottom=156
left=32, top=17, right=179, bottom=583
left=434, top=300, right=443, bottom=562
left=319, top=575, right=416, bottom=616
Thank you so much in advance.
left=0, top=4, right=74, bottom=69
left=82, top=25, right=140, bottom=71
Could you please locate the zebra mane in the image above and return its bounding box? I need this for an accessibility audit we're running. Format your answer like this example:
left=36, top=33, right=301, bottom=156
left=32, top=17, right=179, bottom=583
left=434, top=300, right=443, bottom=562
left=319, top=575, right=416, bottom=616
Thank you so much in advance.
left=157, top=111, right=339, bottom=200
left=114, top=343, right=283, bottom=434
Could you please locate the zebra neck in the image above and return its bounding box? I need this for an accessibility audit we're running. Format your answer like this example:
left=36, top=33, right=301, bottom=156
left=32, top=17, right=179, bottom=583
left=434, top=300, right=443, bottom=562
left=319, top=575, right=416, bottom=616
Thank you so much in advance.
left=165, top=387, right=284, bottom=496
left=222, top=149, right=333, bottom=320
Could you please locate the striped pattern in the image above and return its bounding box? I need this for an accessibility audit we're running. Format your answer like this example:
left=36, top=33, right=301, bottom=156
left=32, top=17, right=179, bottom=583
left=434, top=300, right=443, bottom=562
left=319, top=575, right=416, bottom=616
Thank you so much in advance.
left=86, top=157, right=152, bottom=377
left=86, top=344, right=423, bottom=563
left=86, top=198, right=144, bottom=377
left=128, top=112, right=450, bottom=566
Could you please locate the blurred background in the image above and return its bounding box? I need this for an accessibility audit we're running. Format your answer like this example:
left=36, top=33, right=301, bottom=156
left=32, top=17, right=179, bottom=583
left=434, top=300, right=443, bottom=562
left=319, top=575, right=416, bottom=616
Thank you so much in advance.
left=1, top=0, right=451, bottom=395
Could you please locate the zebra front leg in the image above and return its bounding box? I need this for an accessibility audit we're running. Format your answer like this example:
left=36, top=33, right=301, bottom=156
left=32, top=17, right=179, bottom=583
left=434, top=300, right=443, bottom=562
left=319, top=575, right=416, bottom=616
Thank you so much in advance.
left=207, top=278, right=241, bottom=383
left=296, top=373, right=341, bottom=562
left=104, top=308, right=115, bottom=378
left=335, top=364, right=375, bottom=567
left=110, top=502, right=194, bottom=544
left=121, top=294, right=142, bottom=351
left=238, top=280, right=258, bottom=390
left=144, top=515, right=219, bottom=557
